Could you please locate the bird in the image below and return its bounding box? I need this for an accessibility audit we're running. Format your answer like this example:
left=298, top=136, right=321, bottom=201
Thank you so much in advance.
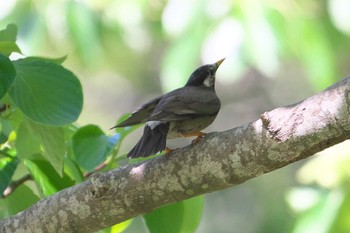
left=111, top=58, right=224, bottom=158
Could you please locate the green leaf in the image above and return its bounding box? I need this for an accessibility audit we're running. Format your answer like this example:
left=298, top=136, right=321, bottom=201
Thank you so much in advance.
left=97, top=219, right=133, bottom=233
left=9, top=57, right=83, bottom=126
left=72, top=124, right=112, bottom=171
left=292, top=190, right=343, bottom=233
left=0, top=41, right=22, bottom=56
left=64, top=157, right=84, bottom=183
left=110, top=219, right=133, bottom=233
left=0, top=54, right=16, bottom=99
left=0, top=24, right=17, bottom=42
left=16, top=121, right=42, bottom=160
left=0, top=156, right=19, bottom=194
left=0, top=184, right=40, bottom=219
left=24, top=159, right=75, bottom=196
left=24, top=55, right=67, bottom=64
left=0, top=119, right=12, bottom=144
left=144, top=196, right=204, bottom=233
left=328, top=187, right=350, bottom=233
left=25, top=120, right=66, bottom=175
left=0, top=132, right=7, bottom=144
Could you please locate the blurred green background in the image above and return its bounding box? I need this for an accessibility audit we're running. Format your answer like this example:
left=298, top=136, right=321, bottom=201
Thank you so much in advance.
left=1, top=0, right=350, bottom=232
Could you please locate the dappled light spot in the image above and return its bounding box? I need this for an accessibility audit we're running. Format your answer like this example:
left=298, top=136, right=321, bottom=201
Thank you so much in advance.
left=129, top=164, right=146, bottom=180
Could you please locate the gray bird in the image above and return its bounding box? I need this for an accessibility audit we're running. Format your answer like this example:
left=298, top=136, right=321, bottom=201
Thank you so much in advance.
left=111, top=58, right=224, bottom=158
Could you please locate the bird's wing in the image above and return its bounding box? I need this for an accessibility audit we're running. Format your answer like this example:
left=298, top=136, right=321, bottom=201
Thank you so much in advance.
left=147, top=87, right=221, bottom=122
left=113, top=95, right=162, bottom=127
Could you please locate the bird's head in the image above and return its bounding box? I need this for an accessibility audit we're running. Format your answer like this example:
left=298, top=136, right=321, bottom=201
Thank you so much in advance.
left=185, top=58, right=225, bottom=89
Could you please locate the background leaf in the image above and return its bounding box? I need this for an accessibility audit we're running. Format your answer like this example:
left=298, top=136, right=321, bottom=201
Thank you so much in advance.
left=329, top=187, right=350, bottom=233
left=23, top=56, right=67, bottom=64
left=72, top=124, right=112, bottom=171
left=144, top=196, right=204, bottom=233
left=0, top=54, right=16, bottom=99
left=66, top=1, right=102, bottom=65
left=9, top=58, right=83, bottom=126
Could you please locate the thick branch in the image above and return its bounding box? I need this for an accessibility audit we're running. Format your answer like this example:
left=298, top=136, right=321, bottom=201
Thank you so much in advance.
left=2, top=76, right=350, bottom=233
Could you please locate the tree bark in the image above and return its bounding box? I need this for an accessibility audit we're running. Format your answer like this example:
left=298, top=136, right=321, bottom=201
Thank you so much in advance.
left=2, top=76, right=350, bottom=233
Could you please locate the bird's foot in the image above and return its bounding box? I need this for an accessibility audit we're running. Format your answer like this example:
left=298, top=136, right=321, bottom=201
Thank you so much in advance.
left=190, top=132, right=207, bottom=144
left=165, top=147, right=176, bottom=158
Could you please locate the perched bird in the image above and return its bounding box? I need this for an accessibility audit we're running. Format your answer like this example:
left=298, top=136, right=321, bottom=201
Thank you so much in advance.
left=111, top=58, right=224, bottom=158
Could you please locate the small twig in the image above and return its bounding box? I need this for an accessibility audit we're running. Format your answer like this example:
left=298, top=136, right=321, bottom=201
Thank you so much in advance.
left=84, top=163, right=108, bottom=178
left=0, top=150, right=13, bottom=158
left=0, top=104, right=10, bottom=113
left=2, top=174, right=33, bottom=198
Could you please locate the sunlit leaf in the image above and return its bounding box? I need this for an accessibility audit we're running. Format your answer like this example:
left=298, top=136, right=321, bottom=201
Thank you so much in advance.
left=0, top=24, right=17, bottom=42
left=329, top=187, right=350, bottom=233
left=9, top=57, right=83, bottom=126
left=0, top=41, right=22, bottom=56
left=292, top=190, right=343, bottom=233
left=144, top=196, right=204, bottom=233
left=24, top=159, right=75, bottom=197
left=110, top=219, right=133, bottom=233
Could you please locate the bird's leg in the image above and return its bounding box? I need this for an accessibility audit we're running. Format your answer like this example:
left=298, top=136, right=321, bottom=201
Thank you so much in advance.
left=181, top=131, right=207, bottom=144
left=191, top=132, right=207, bottom=144
left=165, top=147, right=176, bottom=158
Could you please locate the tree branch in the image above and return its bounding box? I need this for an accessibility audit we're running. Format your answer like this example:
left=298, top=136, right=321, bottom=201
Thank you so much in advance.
left=2, top=76, right=350, bottom=233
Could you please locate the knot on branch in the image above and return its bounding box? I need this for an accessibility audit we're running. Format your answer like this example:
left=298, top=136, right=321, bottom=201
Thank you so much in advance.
left=88, top=172, right=114, bottom=199
left=260, top=106, right=306, bottom=142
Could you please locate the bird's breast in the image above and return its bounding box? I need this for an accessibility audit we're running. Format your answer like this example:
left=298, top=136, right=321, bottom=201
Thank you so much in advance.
left=167, top=115, right=217, bottom=139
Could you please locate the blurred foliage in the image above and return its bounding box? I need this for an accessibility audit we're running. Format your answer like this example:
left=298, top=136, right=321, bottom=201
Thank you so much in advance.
left=1, top=0, right=350, bottom=233
left=2, top=0, right=350, bottom=91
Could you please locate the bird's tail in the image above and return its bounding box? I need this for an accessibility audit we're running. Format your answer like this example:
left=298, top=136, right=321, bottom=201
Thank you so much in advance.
left=127, top=122, right=169, bottom=158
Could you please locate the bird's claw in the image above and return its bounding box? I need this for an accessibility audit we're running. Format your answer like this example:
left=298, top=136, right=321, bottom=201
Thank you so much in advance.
left=191, top=132, right=207, bottom=144
left=165, top=147, right=176, bottom=158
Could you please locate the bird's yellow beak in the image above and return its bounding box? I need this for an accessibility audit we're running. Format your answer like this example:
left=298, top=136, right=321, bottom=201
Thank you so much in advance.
left=215, top=58, right=225, bottom=67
